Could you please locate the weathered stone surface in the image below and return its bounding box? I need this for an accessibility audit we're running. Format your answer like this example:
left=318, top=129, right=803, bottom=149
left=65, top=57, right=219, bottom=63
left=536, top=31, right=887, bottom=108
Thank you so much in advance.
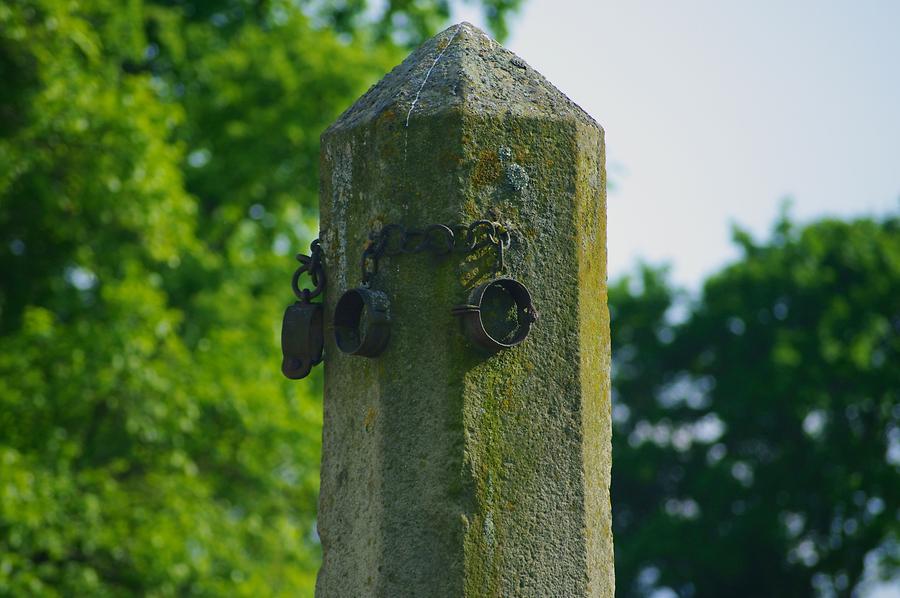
left=316, top=22, right=613, bottom=597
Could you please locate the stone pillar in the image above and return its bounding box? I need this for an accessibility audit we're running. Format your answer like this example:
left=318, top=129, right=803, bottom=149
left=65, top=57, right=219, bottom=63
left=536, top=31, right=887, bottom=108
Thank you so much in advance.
left=316, top=22, right=613, bottom=597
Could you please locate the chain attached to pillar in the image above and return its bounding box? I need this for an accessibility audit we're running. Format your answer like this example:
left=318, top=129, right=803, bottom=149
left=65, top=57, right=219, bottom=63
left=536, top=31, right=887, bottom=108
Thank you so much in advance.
left=280, top=239, right=326, bottom=379
left=359, top=219, right=511, bottom=282
left=333, top=219, right=534, bottom=358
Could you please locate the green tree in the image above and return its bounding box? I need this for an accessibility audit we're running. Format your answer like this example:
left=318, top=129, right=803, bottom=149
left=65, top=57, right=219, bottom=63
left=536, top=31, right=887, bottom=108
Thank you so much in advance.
left=0, top=1, right=519, bottom=595
left=610, top=212, right=900, bottom=597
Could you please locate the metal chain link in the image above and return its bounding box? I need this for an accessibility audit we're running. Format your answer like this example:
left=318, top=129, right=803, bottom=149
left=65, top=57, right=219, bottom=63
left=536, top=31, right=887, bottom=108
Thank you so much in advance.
left=360, top=220, right=511, bottom=286
left=291, top=238, right=325, bottom=302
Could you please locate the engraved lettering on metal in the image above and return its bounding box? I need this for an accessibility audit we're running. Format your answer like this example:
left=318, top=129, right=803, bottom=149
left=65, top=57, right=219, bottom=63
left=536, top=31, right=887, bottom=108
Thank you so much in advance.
left=451, top=278, right=538, bottom=352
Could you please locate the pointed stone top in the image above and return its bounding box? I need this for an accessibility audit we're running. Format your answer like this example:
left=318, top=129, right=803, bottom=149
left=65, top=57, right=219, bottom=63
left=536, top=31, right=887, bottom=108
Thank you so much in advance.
left=327, top=22, right=600, bottom=134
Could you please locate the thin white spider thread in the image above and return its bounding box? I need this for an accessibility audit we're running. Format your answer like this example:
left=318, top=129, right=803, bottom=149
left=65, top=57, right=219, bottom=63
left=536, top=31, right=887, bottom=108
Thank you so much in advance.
left=405, top=24, right=462, bottom=127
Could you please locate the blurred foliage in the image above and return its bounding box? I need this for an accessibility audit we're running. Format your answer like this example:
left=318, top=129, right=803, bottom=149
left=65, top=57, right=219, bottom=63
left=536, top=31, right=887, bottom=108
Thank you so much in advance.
left=1, top=0, right=897, bottom=596
left=611, top=212, right=900, bottom=597
left=0, top=0, right=518, bottom=595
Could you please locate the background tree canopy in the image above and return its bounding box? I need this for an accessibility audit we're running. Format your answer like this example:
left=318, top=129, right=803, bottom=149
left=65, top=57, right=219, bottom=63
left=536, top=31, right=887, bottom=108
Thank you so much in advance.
left=0, top=1, right=519, bottom=595
left=0, top=1, right=896, bottom=596
left=610, top=213, right=900, bottom=598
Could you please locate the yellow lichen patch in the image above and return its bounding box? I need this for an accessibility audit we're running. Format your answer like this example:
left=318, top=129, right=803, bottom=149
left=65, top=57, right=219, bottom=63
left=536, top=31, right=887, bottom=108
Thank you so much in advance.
left=472, top=148, right=501, bottom=188
left=364, top=407, right=377, bottom=432
left=512, top=145, right=530, bottom=163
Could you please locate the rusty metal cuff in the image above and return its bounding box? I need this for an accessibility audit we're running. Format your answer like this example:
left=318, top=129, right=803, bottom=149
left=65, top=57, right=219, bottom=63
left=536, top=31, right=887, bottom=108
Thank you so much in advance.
left=452, top=278, right=538, bottom=353
left=334, top=288, right=391, bottom=357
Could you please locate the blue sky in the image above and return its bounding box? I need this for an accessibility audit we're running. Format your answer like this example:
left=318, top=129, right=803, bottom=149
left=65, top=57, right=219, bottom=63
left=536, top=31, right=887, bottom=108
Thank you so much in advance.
left=455, top=0, right=900, bottom=290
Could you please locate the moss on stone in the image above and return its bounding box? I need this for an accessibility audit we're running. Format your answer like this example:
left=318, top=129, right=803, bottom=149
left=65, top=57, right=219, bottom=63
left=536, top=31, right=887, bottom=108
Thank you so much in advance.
left=316, top=21, right=612, bottom=598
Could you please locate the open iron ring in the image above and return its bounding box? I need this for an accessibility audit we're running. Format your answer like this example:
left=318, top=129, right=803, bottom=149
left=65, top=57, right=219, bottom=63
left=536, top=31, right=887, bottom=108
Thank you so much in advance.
left=451, top=224, right=470, bottom=252
left=451, top=278, right=538, bottom=352
left=291, top=255, right=325, bottom=301
left=422, top=224, right=455, bottom=255
left=334, top=287, right=391, bottom=357
left=466, top=219, right=497, bottom=251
